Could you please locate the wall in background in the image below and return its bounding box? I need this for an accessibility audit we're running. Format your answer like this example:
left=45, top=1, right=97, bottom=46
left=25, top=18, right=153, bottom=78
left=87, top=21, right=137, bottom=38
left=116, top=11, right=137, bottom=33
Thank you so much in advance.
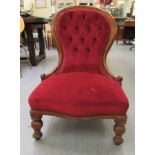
left=22, top=0, right=133, bottom=31
left=23, top=0, right=33, bottom=10
left=123, top=0, right=133, bottom=16
left=23, top=0, right=133, bottom=18
left=23, top=0, right=51, bottom=18
left=33, top=0, right=52, bottom=18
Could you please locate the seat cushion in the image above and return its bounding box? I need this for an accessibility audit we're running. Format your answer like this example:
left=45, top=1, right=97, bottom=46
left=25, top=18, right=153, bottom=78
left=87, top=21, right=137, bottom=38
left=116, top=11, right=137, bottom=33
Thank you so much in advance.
left=29, top=72, right=129, bottom=117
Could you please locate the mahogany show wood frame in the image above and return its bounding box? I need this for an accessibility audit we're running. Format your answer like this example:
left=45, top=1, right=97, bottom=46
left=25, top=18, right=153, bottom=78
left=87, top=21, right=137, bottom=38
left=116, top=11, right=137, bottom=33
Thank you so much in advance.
left=30, top=6, right=127, bottom=145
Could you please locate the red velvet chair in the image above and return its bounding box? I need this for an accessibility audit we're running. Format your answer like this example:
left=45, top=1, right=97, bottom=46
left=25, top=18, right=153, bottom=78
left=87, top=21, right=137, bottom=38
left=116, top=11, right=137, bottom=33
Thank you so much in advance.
left=29, top=6, right=129, bottom=145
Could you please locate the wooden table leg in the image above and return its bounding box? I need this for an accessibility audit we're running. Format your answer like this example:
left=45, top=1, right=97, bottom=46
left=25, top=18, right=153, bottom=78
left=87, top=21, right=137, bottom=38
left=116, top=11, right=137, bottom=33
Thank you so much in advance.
left=25, top=24, right=46, bottom=66
left=25, top=24, right=37, bottom=66
left=38, top=28, right=46, bottom=58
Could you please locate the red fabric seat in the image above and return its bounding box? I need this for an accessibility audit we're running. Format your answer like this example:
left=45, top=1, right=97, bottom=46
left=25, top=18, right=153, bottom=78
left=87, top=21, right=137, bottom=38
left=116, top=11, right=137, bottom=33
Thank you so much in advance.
left=29, top=72, right=129, bottom=117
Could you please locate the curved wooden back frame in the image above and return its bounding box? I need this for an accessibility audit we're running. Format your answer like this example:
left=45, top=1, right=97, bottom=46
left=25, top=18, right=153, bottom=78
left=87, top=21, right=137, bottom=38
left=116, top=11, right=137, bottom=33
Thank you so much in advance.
left=41, top=6, right=122, bottom=84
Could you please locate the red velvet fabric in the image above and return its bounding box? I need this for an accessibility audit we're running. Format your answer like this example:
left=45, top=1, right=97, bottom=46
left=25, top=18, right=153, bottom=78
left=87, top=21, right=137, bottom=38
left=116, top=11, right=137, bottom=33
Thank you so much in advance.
left=29, top=72, right=129, bottom=116
left=56, top=8, right=111, bottom=74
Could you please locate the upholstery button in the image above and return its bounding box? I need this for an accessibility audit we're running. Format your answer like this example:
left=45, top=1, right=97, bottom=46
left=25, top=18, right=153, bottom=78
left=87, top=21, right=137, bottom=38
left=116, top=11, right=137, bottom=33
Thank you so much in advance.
left=74, top=47, right=78, bottom=52
left=87, top=26, right=91, bottom=32
left=75, top=26, right=79, bottom=31
left=93, top=38, right=97, bottom=42
left=62, top=25, right=67, bottom=29
left=80, top=37, right=84, bottom=42
left=100, top=26, right=104, bottom=31
left=69, top=36, right=72, bottom=41
left=95, top=16, right=98, bottom=20
left=86, top=48, right=90, bottom=53
left=70, top=13, right=73, bottom=19
left=82, top=14, right=86, bottom=19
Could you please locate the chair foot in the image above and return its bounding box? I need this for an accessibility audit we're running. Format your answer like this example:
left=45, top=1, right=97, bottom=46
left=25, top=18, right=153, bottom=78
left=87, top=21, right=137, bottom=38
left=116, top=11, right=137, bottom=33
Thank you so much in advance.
left=113, top=115, right=127, bottom=145
left=30, top=111, right=43, bottom=140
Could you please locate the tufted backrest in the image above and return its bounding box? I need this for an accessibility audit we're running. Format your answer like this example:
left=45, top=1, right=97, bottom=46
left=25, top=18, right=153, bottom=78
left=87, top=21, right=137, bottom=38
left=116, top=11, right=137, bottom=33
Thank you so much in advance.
left=52, top=6, right=117, bottom=74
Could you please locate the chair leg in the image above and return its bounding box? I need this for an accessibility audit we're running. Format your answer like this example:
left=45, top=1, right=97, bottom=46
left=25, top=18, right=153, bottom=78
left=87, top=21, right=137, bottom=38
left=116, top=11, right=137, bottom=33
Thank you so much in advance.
left=30, top=112, right=43, bottom=140
left=113, top=115, right=127, bottom=145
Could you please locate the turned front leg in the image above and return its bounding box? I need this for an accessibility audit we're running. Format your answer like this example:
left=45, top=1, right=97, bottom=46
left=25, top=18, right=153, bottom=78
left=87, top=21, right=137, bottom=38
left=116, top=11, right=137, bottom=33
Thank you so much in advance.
left=30, top=112, right=43, bottom=140
left=113, top=115, right=127, bottom=145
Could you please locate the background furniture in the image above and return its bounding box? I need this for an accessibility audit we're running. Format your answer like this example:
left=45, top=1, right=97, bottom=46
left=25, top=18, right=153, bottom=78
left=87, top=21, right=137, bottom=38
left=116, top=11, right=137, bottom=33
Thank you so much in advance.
left=32, top=24, right=48, bottom=49
left=115, top=18, right=135, bottom=45
left=123, top=19, right=135, bottom=44
left=47, top=31, right=52, bottom=49
left=114, top=17, right=127, bottom=44
left=29, top=6, right=129, bottom=145
left=55, top=0, right=76, bottom=12
left=20, top=16, right=32, bottom=77
left=23, top=16, right=48, bottom=66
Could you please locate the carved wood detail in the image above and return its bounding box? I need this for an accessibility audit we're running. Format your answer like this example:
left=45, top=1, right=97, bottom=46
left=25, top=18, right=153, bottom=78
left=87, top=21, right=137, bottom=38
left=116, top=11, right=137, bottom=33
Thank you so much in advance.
left=30, top=111, right=43, bottom=140
left=30, top=111, right=127, bottom=144
left=113, top=115, right=127, bottom=145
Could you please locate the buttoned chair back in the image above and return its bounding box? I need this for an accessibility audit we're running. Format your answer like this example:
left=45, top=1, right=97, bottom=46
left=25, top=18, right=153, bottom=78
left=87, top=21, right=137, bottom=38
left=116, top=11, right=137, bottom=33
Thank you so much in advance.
left=51, top=6, right=117, bottom=75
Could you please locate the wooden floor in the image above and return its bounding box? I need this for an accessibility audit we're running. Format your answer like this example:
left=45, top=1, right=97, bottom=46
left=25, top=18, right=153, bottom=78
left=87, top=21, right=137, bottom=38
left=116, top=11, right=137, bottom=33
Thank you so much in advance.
left=20, top=42, right=135, bottom=155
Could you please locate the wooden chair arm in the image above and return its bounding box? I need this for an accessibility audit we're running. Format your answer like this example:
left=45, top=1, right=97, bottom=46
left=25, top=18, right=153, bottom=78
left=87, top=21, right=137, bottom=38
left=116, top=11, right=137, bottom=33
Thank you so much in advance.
left=41, top=70, right=123, bottom=85
left=104, top=71, right=123, bottom=85
left=103, top=60, right=123, bottom=85
left=40, top=67, right=58, bottom=81
left=113, top=75, right=123, bottom=85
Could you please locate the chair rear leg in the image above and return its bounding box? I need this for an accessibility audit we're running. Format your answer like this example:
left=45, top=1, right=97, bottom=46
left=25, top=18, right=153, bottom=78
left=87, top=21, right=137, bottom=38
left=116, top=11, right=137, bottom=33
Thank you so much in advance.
left=30, top=111, right=43, bottom=140
left=113, top=115, right=127, bottom=145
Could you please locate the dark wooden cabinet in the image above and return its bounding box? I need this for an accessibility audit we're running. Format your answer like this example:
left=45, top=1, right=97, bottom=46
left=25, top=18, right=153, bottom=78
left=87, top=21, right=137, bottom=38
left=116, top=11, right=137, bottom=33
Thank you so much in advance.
left=114, top=17, right=135, bottom=44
